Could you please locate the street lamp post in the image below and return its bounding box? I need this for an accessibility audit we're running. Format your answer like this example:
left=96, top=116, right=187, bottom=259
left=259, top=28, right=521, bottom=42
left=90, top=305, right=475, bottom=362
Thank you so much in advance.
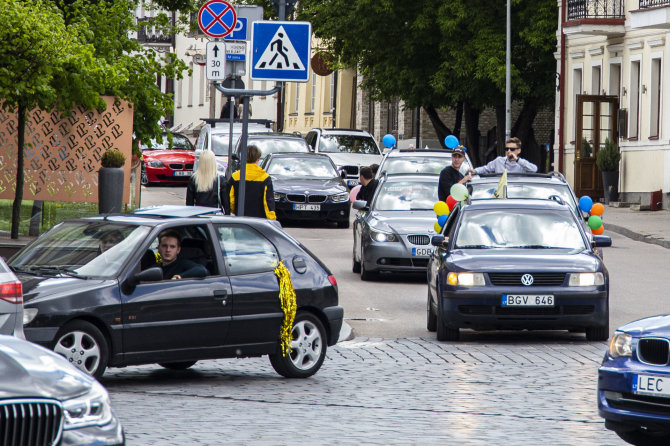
left=505, top=0, right=511, bottom=140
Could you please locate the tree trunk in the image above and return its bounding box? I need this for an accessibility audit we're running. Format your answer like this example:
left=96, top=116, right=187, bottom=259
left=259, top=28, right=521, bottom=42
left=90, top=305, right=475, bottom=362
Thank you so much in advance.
left=29, top=201, right=43, bottom=237
left=511, top=99, right=541, bottom=170
left=424, top=104, right=452, bottom=148
left=10, top=103, right=26, bottom=239
left=464, top=103, right=481, bottom=166
left=453, top=101, right=463, bottom=138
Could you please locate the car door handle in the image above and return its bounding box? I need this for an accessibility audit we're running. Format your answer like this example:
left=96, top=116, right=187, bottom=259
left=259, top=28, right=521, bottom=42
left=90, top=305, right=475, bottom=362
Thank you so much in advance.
left=213, top=290, right=228, bottom=306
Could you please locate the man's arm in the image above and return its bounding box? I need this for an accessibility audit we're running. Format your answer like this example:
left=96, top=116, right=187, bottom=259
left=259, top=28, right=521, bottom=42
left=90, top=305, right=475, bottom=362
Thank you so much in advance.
left=474, top=158, right=500, bottom=175
left=518, top=158, right=538, bottom=172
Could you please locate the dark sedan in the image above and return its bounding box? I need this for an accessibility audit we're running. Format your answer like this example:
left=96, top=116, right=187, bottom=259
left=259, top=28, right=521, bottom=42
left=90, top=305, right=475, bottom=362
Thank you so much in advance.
left=263, top=153, right=351, bottom=228
left=599, top=315, right=670, bottom=445
left=9, top=206, right=343, bottom=379
left=0, top=334, right=124, bottom=445
left=426, top=199, right=612, bottom=341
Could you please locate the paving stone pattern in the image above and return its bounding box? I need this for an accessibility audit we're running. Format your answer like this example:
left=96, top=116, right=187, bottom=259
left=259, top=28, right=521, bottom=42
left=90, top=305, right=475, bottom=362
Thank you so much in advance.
left=103, top=338, right=626, bottom=445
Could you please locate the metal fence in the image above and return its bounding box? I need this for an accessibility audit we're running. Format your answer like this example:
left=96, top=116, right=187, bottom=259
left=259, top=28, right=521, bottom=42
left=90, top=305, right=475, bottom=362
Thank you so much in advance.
left=567, top=0, right=625, bottom=20
left=639, top=0, right=670, bottom=8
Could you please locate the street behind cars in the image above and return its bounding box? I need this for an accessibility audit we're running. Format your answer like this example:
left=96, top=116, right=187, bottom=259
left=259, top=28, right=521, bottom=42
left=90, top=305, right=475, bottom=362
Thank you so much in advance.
left=426, top=198, right=612, bottom=341
left=9, top=206, right=343, bottom=380
left=262, top=153, right=351, bottom=228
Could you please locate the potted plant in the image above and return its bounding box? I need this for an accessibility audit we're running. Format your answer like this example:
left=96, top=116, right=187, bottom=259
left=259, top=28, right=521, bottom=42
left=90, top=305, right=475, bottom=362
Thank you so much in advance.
left=596, top=138, right=620, bottom=204
left=99, top=149, right=126, bottom=214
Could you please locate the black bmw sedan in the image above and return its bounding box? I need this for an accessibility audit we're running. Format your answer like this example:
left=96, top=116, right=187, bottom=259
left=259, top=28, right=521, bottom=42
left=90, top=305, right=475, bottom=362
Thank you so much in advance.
left=426, top=199, right=612, bottom=342
left=262, top=153, right=351, bottom=228
left=9, top=206, right=343, bottom=379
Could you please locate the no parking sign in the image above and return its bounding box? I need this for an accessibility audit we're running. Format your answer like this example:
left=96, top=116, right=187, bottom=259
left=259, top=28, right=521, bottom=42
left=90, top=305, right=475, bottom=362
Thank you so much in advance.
left=198, top=0, right=237, bottom=39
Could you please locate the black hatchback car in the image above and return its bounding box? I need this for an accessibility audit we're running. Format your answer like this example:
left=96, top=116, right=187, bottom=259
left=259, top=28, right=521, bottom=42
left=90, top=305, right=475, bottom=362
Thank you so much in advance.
left=9, top=206, right=343, bottom=379
left=426, top=199, right=612, bottom=342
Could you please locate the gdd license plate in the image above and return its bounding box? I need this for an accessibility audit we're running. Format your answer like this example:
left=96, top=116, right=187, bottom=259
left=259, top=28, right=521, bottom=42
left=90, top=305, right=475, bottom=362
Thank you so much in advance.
left=412, top=247, right=433, bottom=257
left=502, top=295, right=554, bottom=307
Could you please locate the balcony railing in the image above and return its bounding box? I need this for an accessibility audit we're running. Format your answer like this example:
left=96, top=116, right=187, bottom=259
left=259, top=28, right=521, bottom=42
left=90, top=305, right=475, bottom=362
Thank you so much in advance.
left=639, top=0, right=670, bottom=8
left=136, top=17, right=174, bottom=45
left=567, top=0, right=625, bottom=20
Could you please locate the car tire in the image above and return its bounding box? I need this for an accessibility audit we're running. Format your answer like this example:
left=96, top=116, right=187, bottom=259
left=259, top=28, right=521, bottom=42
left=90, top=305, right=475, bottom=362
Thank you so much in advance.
left=158, top=361, right=197, bottom=370
left=616, top=430, right=670, bottom=446
left=269, top=312, right=327, bottom=379
left=586, top=323, right=609, bottom=341
left=337, top=220, right=350, bottom=229
left=140, top=164, right=149, bottom=186
left=53, top=320, right=109, bottom=379
left=360, top=260, right=376, bottom=281
left=426, top=289, right=437, bottom=332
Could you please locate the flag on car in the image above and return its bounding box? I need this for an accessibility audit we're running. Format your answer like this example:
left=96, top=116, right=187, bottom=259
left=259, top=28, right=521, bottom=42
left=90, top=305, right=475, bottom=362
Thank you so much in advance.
left=494, top=170, right=508, bottom=199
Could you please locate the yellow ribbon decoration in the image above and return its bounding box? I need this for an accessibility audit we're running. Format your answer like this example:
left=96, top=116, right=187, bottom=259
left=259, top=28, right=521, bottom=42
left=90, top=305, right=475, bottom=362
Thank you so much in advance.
left=274, top=260, right=297, bottom=357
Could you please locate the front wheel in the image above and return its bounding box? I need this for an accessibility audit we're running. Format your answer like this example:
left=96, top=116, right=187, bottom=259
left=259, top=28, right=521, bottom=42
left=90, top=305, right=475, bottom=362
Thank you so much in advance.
left=337, top=220, right=350, bottom=229
left=427, top=289, right=437, bottom=332
left=54, top=320, right=109, bottom=379
left=269, top=312, right=327, bottom=378
left=586, top=322, right=609, bottom=341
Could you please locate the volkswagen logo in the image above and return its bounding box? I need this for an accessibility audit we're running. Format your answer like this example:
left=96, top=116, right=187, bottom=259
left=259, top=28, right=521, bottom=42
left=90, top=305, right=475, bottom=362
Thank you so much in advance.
left=521, top=274, right=534, bottom=286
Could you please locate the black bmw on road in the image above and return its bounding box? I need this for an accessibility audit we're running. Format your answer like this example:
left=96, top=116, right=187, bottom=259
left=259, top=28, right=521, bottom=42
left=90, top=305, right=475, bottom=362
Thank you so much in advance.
left=426, top=199, right=612, bottom=342
left=9, top=206, right=343, bottom=379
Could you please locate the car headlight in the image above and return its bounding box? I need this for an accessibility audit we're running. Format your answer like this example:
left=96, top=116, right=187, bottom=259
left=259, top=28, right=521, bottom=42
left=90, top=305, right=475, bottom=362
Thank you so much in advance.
left=568, top=272, right=604, bottom=286
left=63, top=380, right=113, bottom=430
left=23, top=307, right=38, bottom=325
left=608, top=332, right=632, bottom=358
left=330, top=192, right=349, bottom=202
left=447, top=272, right=486, bottom=286
left=274, top=192, right=286, bottom=200
left=370, top=229, right=397, bottom=242
left=147, top=160, right=164, bottom=167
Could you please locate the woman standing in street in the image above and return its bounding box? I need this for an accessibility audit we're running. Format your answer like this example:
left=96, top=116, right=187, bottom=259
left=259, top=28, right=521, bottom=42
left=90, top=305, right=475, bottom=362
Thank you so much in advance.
left=186, top=150, right=228, bottom=212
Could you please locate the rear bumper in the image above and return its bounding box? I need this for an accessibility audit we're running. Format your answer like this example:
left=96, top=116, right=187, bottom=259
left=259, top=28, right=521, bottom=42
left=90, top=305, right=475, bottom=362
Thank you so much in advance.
left=323, top=305, right=344, bottom=346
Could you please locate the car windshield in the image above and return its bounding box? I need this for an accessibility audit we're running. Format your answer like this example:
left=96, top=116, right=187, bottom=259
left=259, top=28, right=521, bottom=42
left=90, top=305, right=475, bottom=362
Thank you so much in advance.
left=251, top=138, right=310, bottom=156
left=373, top=181, right=438, bottom=211
left=318, top=135, right=380, bottom=154
left=267, top=157, right=337, bottom=178
left=470, top=182, right=577, bottom=208
left=9, top=222, right=151, bottom=278
left=454, top=209, right=586, bottom=250
left=211, top=133, right=242, bottom=156
left=143, top=134, right=194, bottom=151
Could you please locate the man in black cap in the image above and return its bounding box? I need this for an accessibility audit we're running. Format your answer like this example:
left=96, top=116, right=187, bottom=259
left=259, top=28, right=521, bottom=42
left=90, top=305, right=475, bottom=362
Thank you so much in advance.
left=438, top=147, right=472, bottom=201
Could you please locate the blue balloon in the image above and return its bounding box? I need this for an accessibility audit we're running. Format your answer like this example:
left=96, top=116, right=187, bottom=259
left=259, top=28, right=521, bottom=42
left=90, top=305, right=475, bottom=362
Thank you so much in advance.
left=579, top=196, right=593, bottom=213
left=382, top=134, right=396, bottom=148
left=437, top=214, right=448, bottom=226
left=444, top=135, right=459, bottom=149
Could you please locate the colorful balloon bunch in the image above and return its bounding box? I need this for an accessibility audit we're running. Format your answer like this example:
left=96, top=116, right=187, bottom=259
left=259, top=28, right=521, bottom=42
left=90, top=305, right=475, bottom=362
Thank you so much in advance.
left=578, top=196, right=605, bottom=235
left=433, top=183, right=470, bottom=233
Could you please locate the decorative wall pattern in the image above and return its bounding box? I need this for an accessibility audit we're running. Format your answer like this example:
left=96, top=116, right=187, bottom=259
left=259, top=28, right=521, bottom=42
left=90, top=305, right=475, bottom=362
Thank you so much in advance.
left=0, top=97, right=134, bottom=203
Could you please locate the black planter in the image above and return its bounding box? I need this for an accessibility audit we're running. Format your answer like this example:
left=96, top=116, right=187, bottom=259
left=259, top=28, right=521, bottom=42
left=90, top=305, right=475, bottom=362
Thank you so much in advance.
left=98, top=167, right=124, bottom=214
left=601, top=170, right=619, bottom=204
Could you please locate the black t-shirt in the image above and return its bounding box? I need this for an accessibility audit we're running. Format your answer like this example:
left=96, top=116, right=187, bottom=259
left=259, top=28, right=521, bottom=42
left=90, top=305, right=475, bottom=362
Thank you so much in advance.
left=159, top=257, right=208, bottom=279
left=438, top=166, right=464, bottom=202
left=358, top=179, right=379, bottom=203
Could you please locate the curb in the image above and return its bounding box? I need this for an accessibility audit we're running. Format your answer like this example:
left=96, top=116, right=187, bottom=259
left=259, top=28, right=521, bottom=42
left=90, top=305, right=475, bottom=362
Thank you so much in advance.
left=606, top=223, right=670, bottom=250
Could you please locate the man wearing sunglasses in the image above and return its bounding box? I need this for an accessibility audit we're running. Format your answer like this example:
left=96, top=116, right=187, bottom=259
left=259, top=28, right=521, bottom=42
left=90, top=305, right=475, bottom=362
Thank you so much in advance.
left=469, top=137, right=537, bottom=175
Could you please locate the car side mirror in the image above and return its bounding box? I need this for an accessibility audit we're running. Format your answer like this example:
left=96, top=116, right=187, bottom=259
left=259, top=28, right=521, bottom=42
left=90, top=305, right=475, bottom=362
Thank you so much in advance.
left=592, top=235, right=612, bottom=248
left=431, top=235, right=446, bottom=247
left=352, top=200, right=368, bottom=210
left=134, top=267, right=163, bottom=284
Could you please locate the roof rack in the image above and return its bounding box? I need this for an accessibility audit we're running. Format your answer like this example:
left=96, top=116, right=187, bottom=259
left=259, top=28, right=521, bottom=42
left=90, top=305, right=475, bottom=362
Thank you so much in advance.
left=201, top=118, right=274, bottom=129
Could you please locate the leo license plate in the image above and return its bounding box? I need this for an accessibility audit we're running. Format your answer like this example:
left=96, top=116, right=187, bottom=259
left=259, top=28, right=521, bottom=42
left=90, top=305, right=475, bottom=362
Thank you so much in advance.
left=502, top=295, right=554, bottom=307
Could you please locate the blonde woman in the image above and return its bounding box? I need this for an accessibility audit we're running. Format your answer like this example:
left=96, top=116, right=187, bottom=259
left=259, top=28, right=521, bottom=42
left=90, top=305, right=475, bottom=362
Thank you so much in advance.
left=186, top=150, right=228, bottom=212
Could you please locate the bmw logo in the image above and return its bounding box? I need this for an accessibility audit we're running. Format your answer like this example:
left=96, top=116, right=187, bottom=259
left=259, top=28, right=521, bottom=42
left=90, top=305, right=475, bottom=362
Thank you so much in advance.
left=521, top=274, right=534, bottom=286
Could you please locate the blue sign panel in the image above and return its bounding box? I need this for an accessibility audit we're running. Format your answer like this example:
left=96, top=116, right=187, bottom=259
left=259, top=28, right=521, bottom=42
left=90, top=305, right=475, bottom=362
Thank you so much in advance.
left=251, top=21, right=311, bottom=82
left=224, top=17, right=247, bottom=41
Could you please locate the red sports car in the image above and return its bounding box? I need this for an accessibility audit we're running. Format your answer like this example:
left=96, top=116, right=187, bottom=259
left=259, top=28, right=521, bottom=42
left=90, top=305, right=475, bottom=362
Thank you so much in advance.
left=141, top=133, right=195, bottom=185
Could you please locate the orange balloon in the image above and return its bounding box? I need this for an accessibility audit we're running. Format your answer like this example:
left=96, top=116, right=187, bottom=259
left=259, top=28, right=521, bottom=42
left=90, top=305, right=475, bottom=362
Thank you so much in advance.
left=591, top=202, right=605, bottom=216
left=592, top=225, right=604, bottom=235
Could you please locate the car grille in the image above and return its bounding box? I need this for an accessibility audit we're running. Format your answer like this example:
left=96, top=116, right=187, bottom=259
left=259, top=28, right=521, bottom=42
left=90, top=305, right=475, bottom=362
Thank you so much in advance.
left=457, top=305, right=594, bottom=316
left=607, top=392, right=670, bottom=416
left=286, top=194, right=328, bottom=204
left=407, top=235, right=430, bottom=245
left=287, top=194, right=306, bottom=203
left=0, top=399, right=63, bottom=446
left=308, top=195, right=327, bottom=203
left=637, top=338, right=670, bottom=366
left=342, top=165, right=359, bottom=176
left=488, top=273, right=566, bottom=286
left=185, top=163, right=194, bottom=169
left=168, top=163, right=184, bottom=169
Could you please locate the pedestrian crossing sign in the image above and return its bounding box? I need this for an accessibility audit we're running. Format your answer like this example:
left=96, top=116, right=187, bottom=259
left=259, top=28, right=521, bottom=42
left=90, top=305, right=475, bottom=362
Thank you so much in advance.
left=251, top=21, right=311, bottom=82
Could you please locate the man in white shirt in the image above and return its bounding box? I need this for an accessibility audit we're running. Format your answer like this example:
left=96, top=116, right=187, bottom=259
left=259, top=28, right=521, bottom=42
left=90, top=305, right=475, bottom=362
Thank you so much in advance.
left=470, top=137, right=537, bottom=174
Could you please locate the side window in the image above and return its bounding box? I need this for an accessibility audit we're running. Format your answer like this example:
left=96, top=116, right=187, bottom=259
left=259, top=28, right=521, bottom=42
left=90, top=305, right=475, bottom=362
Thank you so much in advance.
left=143, top=225, right=217, bottom=278
left=195, top=127, right=207, bottom=151
left=305, top=131, right=316, bottom=151
left=215, top=225, right=279, bottom=275
left=443, top=206, right=460, bottom=239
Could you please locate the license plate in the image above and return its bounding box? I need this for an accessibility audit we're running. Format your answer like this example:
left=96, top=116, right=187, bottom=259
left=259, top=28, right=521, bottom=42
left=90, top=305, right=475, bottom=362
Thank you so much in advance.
left=293, top=204, right=320, bottom=211
left=412, top=247, right=433, bottom=256
left=174, top=171, right=191, bottom=176
left=347, top=179, right=359, bottom=186
left=633, top=374, right=670, bottom=397
left=502, top=295, right=554, bottom=306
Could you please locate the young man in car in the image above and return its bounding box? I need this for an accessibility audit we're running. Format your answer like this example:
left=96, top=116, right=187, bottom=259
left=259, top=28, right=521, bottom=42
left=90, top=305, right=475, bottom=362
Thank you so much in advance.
left=152, top=230, right=208, bottom=280
left=438, top=147, right=472, bottom=201
left=470, top=137, right=537, bottom=175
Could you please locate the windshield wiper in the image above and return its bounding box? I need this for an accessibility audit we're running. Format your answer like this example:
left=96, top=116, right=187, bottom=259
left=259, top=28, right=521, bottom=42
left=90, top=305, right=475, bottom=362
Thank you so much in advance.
left=28, top=266, right=83, bottom=278
left=506, top=245, right=559, bottom=249
left=9, top=265, right=39, bottom=276
left=456, top=245, right=490, bottom=249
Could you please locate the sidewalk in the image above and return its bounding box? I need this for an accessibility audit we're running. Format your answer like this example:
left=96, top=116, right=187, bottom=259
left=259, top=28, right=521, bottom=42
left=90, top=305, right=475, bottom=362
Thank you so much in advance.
left=602, top=205, right=670, bottom=249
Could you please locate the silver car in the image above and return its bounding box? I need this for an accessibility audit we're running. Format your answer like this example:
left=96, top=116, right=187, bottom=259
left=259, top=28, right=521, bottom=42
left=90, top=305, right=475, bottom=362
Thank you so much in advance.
left=376, top=148, right=473, bottom=178
left=0, top=256, right=24, bottom=337
left=352, top=174, right=439, bottom=280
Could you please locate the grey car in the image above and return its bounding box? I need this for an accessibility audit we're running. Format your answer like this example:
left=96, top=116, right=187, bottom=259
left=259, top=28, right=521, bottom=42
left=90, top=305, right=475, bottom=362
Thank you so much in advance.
left=0, top=256, right=23, bottom=337
left=0, top=334, right=124, bottom=445
left=352, top=174, right=440, bottom=280
left=376, top=148, right=473, bottom=178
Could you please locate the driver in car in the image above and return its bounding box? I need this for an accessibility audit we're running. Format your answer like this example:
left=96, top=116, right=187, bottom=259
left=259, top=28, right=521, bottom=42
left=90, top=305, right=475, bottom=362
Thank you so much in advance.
left=151, top=230, right=208, bottom=280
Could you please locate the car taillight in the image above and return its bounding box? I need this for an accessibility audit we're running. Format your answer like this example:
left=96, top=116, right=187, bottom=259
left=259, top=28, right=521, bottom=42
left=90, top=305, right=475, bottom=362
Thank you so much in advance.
left=328, top=275, right=337, bottom=287
left=0, top=281, right=23, bottom=304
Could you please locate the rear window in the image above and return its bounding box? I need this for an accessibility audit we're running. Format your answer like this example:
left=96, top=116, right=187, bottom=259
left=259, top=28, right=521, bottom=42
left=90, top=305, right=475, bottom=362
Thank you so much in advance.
left=318, top=135, right=380, bottom=154
left=249, top=138, right=310, bottom=157
left=470, top=182, right=576, bottom=208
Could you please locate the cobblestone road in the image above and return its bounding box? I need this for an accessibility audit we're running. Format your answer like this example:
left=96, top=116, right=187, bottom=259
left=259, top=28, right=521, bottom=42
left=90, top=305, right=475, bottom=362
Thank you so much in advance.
left=103, top=336, right=625, bottom=445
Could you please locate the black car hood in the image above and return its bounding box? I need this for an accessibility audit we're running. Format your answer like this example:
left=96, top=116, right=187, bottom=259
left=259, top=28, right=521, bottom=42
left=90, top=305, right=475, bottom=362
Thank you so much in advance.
left=447, top=249, right=602, bottom=272
left=0, top=335, right=92, bottom=400
left=19, top=274, right=111, bottom=305
left=272, top=177, right=346, bottom=195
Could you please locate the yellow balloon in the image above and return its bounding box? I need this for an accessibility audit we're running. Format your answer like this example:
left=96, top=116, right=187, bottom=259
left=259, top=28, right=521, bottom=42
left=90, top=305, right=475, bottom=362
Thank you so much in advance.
left=433, top=201, right=449, bottom=216
left=434, top=222, right=443, bottom=233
